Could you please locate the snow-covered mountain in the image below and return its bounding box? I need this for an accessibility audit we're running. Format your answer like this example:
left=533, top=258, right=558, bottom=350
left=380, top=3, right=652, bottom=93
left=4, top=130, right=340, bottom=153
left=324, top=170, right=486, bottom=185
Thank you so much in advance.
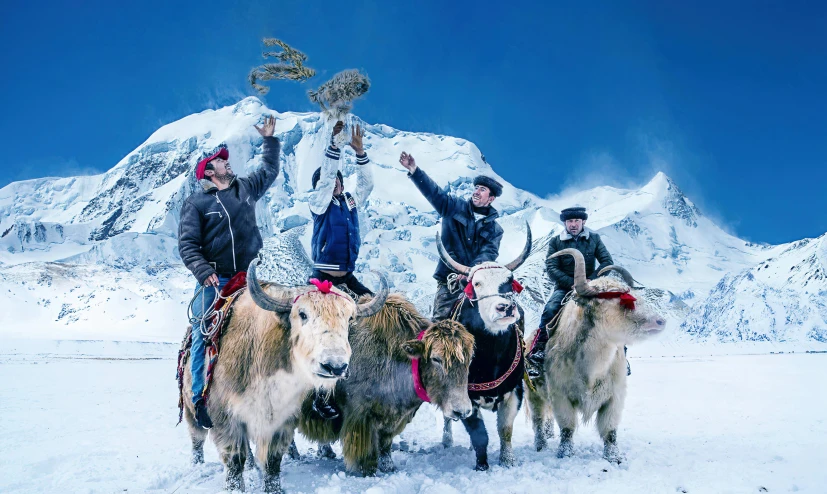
left=0, top=97, right=822, bottom=345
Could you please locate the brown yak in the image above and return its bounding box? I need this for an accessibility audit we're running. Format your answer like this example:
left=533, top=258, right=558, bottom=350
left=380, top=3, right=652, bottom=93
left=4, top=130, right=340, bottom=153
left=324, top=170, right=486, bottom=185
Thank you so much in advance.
left=526, top=248, right=665, bottom=463
left=181, top=260, right=388, bottom=493
left=298, top=294, right=475, bottom=475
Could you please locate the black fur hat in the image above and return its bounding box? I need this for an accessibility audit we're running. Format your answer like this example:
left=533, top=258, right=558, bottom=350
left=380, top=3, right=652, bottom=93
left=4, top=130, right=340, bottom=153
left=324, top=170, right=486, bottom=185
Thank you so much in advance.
left=560, top=207, right=588, bottom=222
left=473, top=175, right=503, bottom=197
left=312, top=167, right=344, bottom=189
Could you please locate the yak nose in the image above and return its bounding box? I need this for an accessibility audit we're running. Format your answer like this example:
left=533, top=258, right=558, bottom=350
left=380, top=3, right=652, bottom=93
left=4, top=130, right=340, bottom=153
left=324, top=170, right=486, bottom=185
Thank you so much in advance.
left=451, top=407, right=472, bottom=420
left=496, top=302, right=513, bottom=312
left=320, top=360, right=349, bottom=377
left=655, top=318, right=666, bottom=327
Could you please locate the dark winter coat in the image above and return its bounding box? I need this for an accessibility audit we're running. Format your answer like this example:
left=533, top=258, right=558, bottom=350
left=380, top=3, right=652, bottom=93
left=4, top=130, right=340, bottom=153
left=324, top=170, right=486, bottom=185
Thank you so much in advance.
left=178, top=136, right=281, bottom=285
left=545, top=228, right=613, bottom=291
left=408, top=167, right=503, bottom=283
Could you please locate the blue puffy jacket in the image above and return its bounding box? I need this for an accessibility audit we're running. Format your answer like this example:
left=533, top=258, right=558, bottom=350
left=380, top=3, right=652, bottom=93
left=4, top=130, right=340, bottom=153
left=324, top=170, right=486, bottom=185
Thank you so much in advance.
left=309, top=144, right=374, bottom=272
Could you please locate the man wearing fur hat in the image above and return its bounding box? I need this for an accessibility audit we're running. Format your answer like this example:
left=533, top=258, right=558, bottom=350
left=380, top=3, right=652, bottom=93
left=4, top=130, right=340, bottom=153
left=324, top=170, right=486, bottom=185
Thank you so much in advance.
left=398, top=151, right=504, bottom=321
left=525, top=206, right=615, bottom=378
left=306, top=120, right=374, bottom=420
left=178, top=116, right=280, bottom=429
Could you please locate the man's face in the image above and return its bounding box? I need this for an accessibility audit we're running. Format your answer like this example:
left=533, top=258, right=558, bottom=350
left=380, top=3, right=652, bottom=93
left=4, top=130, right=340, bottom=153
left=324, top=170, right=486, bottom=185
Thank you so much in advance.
left=471, top=185, right=495, bottom=207
left=566, top=218, right=584, bottom=236
left=206, top=157, right=235, bottom=184
left=332, top=176, right=343, bottom=196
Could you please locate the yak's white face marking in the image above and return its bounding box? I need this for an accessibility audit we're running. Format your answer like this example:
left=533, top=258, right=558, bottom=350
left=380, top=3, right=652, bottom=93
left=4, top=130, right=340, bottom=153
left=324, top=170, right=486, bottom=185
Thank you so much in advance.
left=467, top=262, right=521, bottom=332
left=288, top=289, right=354, bottom=390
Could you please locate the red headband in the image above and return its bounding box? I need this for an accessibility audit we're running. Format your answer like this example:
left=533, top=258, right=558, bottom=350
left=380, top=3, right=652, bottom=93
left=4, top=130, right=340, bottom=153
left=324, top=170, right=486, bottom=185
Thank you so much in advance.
left=596, top=291, right=637, bottom=310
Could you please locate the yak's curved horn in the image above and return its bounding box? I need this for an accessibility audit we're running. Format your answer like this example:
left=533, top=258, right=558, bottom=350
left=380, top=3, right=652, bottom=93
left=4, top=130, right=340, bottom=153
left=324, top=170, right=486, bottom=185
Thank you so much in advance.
left=436, top=232, right=471, bottom=275
left=597, top=265, right=636, bottom=287
left=504, top=221, right=533, bottom=272
left=548, top=248, right=599, bottom=297
left=355, top=271, right=390, bottom=317
left=246, top=259, right=295, bottom=313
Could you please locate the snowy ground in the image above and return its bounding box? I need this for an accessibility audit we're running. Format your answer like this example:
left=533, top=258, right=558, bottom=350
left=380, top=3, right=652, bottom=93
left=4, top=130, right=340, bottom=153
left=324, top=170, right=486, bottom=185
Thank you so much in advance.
left=2, top=343, right=825, bottom=494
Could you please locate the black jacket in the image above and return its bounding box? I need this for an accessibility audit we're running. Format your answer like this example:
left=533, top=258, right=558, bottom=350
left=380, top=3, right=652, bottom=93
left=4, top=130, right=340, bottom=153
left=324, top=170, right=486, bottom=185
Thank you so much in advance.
left=178, top=136, right=280, bottom=285
left=545, top=228, right=613, bottom=291
left=408, top=167, right=503, bottom=282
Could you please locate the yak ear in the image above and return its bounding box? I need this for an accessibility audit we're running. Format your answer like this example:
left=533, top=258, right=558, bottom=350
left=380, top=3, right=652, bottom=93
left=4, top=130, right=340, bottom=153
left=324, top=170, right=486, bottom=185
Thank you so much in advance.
left=402, top=340, right=426, bottom=359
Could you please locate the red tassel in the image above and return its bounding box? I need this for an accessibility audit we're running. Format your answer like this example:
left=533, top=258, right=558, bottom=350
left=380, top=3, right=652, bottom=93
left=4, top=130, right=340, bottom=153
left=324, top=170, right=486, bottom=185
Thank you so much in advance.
left=309, top=278, right=334, bottom=294
left=511, top=279, right=524, bottom=294
left=464, top=281, right=476, bottom=300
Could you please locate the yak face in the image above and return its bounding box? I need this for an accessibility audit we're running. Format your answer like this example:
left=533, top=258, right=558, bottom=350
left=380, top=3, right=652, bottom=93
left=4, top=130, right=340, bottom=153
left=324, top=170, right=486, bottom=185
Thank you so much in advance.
left=467, top=262, right=522, bottom=332
left=583, top=277, right=666, bottom=345
left=402, top=320, right=475, bottom=420
left=289, top=289, right=355, bottom=390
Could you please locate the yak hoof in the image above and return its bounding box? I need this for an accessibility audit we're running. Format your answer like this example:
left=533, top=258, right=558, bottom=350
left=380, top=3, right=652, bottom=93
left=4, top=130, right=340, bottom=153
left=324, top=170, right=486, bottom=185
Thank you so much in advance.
left=378, top=454, right=396, bottom=473
left=442, top=434, right=453, bottom=449
left=287, top=440, right=301, bottom=460
left=556, top=442, right=574, bottom=459
left=500, top=450, right=517, bottom=468
left=474, top=461, right=490, bottom=472
left=316, top=444, right=337, bottom=459
left=191, top=448, right=204, bottom=465
left=263, top=475, right=283, bottom=494
left=534, top=436, right=547, bottom=452
left=603, top=445, right=625, bottom=465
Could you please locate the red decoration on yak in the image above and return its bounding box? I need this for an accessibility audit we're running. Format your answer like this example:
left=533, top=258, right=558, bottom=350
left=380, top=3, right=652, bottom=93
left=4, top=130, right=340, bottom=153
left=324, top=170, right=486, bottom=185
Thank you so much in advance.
left=463, top=280, right=476, bottom=300
left=511, top=279, right=524, bottom=294
left=596, top=291, right=637, bottom=310
left=309, top=278, right=334, bottom=294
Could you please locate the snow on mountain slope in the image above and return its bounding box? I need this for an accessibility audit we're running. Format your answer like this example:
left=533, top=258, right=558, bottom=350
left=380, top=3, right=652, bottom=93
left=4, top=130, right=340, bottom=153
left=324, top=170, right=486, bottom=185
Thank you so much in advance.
left=681, top=235, right=827, bottom=343
left=0, top=97, right=819, bottom=344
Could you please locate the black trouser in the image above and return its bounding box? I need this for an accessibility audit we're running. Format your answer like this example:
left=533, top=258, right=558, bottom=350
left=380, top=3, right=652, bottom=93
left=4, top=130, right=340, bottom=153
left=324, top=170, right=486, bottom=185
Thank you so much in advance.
left=432, top=282, right=461, bottom=322
left=309, top=270, right=373, bottom=297
left=530, top=289, right=569, bottom=356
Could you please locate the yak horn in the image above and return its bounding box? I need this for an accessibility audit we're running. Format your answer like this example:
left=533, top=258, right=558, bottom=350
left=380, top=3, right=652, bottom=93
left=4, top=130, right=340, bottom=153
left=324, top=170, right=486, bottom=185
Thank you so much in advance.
left=355, top=271, right=390, bottom=317
left=436, top=232, right=471, bottom=275
left=504, top=221, right=533, bottom=272
left=247, top=259, right=295, bottom=313
left=549, top=248, right=599, bottom=297
left=597, top=265, right=636, bottom=287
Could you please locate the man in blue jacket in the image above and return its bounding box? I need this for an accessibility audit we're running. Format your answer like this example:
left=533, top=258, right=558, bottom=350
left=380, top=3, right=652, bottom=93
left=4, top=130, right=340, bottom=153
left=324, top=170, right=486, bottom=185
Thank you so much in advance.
left=178, top=116, right=280, bottom=429
left=398, top=151, right=504, bottom=321
left=307, top=120, right=374, bottom=419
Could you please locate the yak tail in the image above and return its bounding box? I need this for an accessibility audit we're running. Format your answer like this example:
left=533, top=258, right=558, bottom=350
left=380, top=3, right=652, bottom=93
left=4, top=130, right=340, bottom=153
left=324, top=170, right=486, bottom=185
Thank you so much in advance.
left=297, top=393, right=340, bottom=444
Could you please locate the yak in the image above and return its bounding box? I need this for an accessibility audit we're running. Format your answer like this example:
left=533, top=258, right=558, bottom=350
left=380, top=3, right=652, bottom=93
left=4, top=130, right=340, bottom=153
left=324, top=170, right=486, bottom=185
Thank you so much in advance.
left=298, top=294, right=475, bottom=476
left=437, top=224, right=533, bottom=471
left=180, top=261, right=388, bottom=493
left=526, top=248, right=665, bottom=464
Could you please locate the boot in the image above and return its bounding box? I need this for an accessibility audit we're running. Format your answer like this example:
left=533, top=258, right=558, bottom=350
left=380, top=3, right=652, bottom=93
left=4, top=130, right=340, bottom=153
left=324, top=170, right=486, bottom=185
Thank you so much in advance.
left=312, top=391, right=341, bottom=420
left=525, top=328, right=550, bottom=379
left=194, top=398, right=213, bottom=429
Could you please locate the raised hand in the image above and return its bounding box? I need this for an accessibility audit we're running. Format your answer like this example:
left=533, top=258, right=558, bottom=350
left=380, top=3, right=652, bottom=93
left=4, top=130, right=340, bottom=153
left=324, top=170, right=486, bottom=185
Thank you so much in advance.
left=349, top=124, right=364, bottom=155
left=254, top=115, right=276, bottom=137
left=332, top=120, right=345, bottom=137
left=399, top=152, right=417, bottom=173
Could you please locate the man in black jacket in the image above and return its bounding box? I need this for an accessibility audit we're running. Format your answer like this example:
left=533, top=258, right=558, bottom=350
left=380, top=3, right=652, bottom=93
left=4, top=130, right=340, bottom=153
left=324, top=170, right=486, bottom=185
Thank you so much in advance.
left=398, top=151, right=504, bottom=321
left=525, top=207, right=614, bottom=377
left=178, top=115, right=280, bottom=429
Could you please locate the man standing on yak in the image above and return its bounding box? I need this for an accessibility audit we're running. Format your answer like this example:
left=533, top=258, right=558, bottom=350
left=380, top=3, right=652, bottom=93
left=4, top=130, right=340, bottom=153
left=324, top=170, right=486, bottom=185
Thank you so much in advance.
left=398, top=151, right=504, bottom=321
left=178, top=116, right=280, bottom=429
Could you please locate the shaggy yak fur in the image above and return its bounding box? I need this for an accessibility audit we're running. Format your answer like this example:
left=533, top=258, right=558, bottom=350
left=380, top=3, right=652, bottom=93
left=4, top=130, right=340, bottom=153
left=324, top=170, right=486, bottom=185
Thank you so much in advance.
left=435, top=224, right=533, bottom=471
left=526, top=249, right=666, bottom=464
left=180, top=262, right=387, bottom=493
left=298, top=293, right=475, bottom=476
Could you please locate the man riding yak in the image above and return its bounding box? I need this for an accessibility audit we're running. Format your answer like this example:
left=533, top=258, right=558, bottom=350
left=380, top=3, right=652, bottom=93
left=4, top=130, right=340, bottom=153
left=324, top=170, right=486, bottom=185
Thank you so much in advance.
left=525, top=206, right=629, bottom=378
left=178, top=116, right=280, bottom=430
left=397, top=151, right=504, bottom=321
left=306, top=119, right=375, bottom=420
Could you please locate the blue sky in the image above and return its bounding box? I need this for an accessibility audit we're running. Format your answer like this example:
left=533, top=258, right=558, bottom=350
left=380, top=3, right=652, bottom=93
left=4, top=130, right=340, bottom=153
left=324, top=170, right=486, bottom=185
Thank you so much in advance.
left=1, top=0, right=824, bottom=244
